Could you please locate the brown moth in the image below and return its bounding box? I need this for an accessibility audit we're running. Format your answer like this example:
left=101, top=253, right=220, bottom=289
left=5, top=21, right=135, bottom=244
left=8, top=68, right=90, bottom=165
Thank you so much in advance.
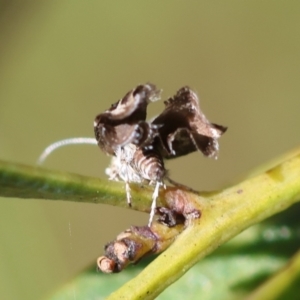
left=94, top=84, right=227, bottom=226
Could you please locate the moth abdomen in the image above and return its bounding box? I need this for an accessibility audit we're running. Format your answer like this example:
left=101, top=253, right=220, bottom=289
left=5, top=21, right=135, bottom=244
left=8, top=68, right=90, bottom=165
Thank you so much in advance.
left=133, top=148, right=166, bottom=183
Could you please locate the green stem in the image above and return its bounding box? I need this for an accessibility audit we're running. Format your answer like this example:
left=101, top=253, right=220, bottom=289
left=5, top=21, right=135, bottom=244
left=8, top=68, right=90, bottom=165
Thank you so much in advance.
left=0, top=160, right=153, bottom=212
left=1, top=152, right=300, bottom=300
left=107, top=153, right=300, bottom=299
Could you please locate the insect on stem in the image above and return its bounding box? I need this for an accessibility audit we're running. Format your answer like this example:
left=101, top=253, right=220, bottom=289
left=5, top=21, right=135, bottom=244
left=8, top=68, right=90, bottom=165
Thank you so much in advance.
left=38, top=83, right=227, bottom=228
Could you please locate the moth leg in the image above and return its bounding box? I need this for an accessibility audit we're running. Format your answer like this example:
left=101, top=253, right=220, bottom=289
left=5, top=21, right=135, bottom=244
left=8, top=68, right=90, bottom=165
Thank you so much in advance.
left=167, top=138, right=176, bottom=156
left=148, top=181, right=161, bottom=226
left=166, top=176, right=200, bottom=194
left=125, top=181, right=132, bottom=207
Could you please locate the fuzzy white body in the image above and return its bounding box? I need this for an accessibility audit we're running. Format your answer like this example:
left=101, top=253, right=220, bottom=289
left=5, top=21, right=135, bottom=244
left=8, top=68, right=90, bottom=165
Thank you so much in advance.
left=106, top=143, right=165, bottom=226
left=106, top=144, right=147, bottom=184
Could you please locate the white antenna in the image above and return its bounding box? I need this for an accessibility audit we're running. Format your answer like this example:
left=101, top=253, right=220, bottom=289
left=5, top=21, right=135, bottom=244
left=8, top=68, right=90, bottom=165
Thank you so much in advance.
left=37, top=137, right=97, bottom=165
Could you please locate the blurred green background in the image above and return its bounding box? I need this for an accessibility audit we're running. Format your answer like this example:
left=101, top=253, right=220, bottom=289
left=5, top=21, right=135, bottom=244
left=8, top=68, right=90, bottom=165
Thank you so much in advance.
left=0, top=1, right=299, bottom=299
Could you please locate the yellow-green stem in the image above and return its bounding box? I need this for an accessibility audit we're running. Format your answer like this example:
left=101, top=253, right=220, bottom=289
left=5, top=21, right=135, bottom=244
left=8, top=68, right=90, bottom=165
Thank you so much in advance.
left=108, top=154, right=300, bottom=299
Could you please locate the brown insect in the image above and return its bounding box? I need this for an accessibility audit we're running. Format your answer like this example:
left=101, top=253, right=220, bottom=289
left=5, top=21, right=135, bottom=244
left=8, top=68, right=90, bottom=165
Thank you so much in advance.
left=38, top=83, right=226, bottom=226
left=94, top=83, right=227, bottom=226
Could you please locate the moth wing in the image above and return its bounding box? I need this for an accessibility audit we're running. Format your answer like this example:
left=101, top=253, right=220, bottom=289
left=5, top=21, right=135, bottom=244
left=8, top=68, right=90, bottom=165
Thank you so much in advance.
left=153, top=86, right=227, bottom=159
left=94, top=123, right=132, bottom=155
left=158, top=128, right=214, bottom=159
left=95, top=122, right=159, bottom=155
left=104, top=83, right=161, bottom=122
left=113, top=122, right=159, bottom=148
left=162, top=128, right=197, bottom=158
left=94, top=83, right=161, bottom=155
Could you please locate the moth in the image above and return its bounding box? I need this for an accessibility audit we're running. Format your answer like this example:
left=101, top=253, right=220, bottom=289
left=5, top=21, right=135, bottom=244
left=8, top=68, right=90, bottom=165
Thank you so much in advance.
left=38, top=83, right=226, bottom=226
left=94, top=83, right=227, bottom=226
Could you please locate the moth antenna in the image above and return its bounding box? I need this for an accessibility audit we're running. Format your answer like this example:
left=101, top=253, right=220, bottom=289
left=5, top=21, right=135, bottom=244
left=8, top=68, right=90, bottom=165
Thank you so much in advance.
left=37, top=137, right=97, bottom=165
left=148, top=181, right=162, bottom=227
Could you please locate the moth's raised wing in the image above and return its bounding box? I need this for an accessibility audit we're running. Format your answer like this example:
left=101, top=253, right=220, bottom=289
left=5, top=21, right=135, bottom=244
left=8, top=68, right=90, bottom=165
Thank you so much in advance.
left=152, top=86, right=227, bottom=159
left=95, top=122, right=160, bottom=155
left=94, top=84, right=161, bottom=155
left=97, top=83, right=161, bottom=124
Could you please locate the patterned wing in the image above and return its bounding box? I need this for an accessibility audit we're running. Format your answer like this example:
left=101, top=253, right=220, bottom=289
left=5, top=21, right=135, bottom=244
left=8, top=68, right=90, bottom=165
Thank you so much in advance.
left=94, top=83, right=161, bottom=155
left=152, top=86, right=227, bottom=159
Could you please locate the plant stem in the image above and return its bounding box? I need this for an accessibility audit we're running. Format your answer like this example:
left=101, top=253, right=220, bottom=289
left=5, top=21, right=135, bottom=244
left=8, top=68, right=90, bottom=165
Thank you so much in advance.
left=108, top=153, right=300, bottom=299
left=0, top=160, right=152, bottom=211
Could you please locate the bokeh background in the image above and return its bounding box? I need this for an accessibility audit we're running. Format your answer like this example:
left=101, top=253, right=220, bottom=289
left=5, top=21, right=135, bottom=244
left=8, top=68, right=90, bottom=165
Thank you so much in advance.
left=0, top=1, right=300, bottom=299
